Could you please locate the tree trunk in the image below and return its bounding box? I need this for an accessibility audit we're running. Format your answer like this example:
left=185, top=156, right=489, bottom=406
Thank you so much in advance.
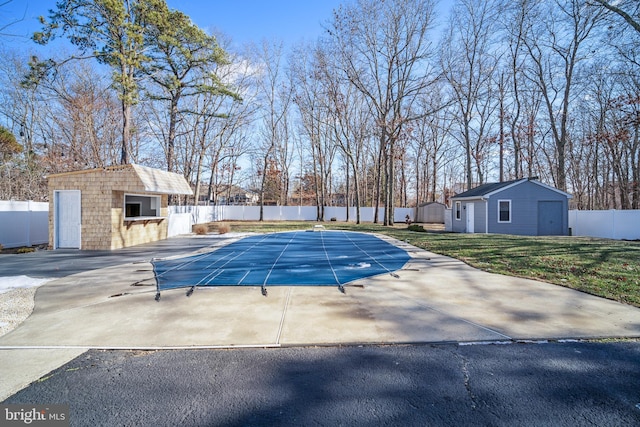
left=373, top=137, right=384, bottom=224
left=382, top=125, right=395, bottom=226
left=345, top=155, right=350, bottom=222
left=167, top=94, right=180, bottom=173
left=431, top=154, right=437, bottom=203
left=194, top=151, right=204, bottom=206
left=120, top=98, right=129, bottom=165
left=464, top=117, right=472, bottom=190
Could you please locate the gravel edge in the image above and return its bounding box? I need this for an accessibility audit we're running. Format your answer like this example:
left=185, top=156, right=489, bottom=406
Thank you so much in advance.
left=0, top=288, right=37, bottom=337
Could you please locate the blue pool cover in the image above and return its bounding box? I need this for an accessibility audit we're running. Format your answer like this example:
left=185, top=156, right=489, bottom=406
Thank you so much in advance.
left=151, top=230, right=410, bottom=297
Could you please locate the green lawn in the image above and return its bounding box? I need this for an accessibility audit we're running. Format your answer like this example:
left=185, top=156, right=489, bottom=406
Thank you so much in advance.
left=220, top=221, right=640, bottom=308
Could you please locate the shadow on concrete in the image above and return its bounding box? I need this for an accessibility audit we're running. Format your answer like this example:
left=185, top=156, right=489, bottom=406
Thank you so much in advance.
left=0, top=235, right=232, bottom=279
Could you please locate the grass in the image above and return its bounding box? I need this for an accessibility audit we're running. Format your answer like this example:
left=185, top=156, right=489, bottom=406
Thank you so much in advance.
left=219, top=220, right=640, bottom=308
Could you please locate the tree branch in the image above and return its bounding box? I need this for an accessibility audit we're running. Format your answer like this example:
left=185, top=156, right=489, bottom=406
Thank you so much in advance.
left=592, top=0, right=640, bottom=33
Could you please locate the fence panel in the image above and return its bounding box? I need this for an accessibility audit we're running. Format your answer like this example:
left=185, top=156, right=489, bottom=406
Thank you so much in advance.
left=444, top=209, right=452, bottom=231
left=569, top=210, right=640, bottom=240
left=169, top=206, right=405, bottom=223
left=0, top=201, right=49, bottom=248
left=394, top=207, right=414, bottom=223
left=610, top=210, right=640, bottom=240
left=11, top=204, right=638, bottom=246
left=167, top=213, right=192, bottom=237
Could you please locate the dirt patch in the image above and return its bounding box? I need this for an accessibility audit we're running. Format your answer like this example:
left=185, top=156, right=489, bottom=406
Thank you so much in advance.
left=0, top=244, right=49, bottom=255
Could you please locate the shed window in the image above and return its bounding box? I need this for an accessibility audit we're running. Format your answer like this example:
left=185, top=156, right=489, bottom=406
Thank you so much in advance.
left=125, top=194, right=160, bottom=219
left=498, top=200, right=511, bottom=223
left=455, top=201, right=461, bottom=220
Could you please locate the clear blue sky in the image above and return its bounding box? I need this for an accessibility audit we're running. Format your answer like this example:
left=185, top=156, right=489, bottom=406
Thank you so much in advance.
left=2, top=0, right=453, bottom=48
left=1, top=0, right=346, bottom=47
left=167, top=0, right=345, bottom=46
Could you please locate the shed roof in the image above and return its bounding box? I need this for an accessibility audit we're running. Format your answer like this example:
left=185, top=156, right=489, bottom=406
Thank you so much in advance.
left=452, top=178, right=572, bottom=200
left=47, top=164, right=193, bottom=195
left=418, top=201, right=446, bottom=207
left=130, top=164, right=193, bottom=195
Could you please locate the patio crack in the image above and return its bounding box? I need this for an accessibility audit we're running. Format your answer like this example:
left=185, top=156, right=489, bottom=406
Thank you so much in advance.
left=275, top=287, right=293, bottom=345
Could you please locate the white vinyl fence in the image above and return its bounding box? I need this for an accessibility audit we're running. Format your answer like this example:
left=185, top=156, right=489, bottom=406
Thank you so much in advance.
left=168, top=205, right=415, bottom=227
left=3, top=202, right=639, bottom=246
left=0, top=201, right=49, bottom=249
left=569, top=210, right=640, bottom=240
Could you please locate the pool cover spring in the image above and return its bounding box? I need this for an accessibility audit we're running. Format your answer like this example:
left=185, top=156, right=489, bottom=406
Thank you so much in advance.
left=151, top=230, right=410, bottom=298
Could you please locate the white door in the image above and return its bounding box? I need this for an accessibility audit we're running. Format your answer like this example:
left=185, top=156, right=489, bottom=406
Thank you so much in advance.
left=466, top=202, right=475, bottom=233
left=55, top=190, right=81, bottom=248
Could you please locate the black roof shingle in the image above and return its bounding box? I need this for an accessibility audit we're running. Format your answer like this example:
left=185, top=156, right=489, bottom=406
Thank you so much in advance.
left=452, top=179, right=524, bottom=199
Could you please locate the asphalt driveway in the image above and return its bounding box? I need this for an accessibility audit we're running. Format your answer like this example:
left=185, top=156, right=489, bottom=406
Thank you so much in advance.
left=4, top=341, right=640, bottom=426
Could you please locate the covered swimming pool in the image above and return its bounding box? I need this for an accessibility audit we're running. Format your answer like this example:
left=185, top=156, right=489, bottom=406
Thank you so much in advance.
left=151, top=230, right=410, bottom=299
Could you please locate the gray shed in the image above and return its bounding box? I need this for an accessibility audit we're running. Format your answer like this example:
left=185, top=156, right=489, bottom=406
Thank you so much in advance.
left=450, top=178, right=572, bottom=236
left=416, top=202, right=445, bottom=223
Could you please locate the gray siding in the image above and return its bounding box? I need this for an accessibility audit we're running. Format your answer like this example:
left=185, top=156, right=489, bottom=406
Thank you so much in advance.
left=451, top=200, right=487, bottom=233
left=475, top=201, right=487, bottom=233
left=451, top=201, right=466, bottom=233
left=452, top=180, right=570, bottom=236
left=487, top=181, right=568, bottom=236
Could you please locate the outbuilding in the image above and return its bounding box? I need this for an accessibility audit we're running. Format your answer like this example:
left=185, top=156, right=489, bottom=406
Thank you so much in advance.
left=450, top=177, right=572, bottom=236
left=47, top=164, right=193, bottom=250
left=415, top=202, right=446, bottom=224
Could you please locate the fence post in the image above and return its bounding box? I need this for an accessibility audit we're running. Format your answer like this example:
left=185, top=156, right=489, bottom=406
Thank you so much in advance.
left=26, top=200, right=32, bottom=246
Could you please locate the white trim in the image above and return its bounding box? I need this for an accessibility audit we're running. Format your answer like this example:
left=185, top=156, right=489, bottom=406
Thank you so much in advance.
left=485, top=179, right=573, bottom=199
left=124, top=193, right=161, bottom=220
left=485, top=201, right=489, bottom=234
left=453, top=178, right=573, bottom=201
left=455, top=201, right=462, bottom=220
left=498, top=199, right=511, bottom=223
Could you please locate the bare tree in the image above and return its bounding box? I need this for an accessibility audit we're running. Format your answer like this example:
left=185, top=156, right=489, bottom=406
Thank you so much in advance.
left=500, top=0, right=532, bottom=180
left=409, top=85, right=454, bottom=205
left=328, top=0, right=438, bottom=225
left=591, top=0, right=640, bottom=33
left=0, top=50, right=54, bottom=199
left=204, top=50, right=259, bottom=206
left=518, top=0, right=605, bottom=191
left=441, top=0, right=500, bottom=190
left=312, top=43, right=372, bottom=223
left=0, top=0, right=26, bottom=38
left=254, top=40, right=293, bottom=220
left=291, top=43, right=336, bottom=220
left=588, top=65, right=640, bottom=209
left=41, top=62, right=122, bottom=170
